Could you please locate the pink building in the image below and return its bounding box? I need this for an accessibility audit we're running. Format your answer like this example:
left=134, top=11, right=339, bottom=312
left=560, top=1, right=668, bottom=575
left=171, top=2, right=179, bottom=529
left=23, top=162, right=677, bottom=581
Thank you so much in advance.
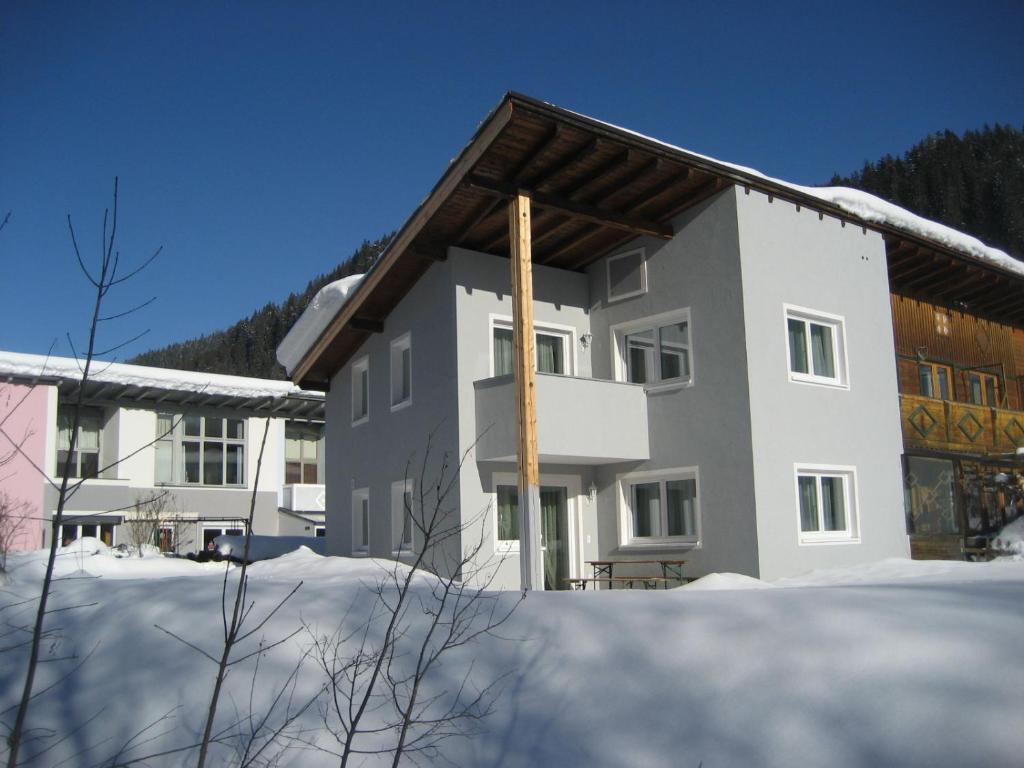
left=1, top=380, right=52, bottom=551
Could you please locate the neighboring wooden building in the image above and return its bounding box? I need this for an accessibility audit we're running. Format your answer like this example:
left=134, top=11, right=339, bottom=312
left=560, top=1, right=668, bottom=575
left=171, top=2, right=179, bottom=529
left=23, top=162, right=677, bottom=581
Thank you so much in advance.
left=887, top=243, right=1024, bottom=559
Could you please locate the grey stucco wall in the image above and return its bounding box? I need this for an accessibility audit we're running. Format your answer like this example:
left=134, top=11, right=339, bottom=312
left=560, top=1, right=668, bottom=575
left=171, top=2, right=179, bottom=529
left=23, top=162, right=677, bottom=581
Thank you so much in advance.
left=586, top=188, right=761, bottom=579
left=735, top=188, right=910, bottom=579
left=324, top=259, right=461, bottom=568
left=451, top=247, right=595, bottom=588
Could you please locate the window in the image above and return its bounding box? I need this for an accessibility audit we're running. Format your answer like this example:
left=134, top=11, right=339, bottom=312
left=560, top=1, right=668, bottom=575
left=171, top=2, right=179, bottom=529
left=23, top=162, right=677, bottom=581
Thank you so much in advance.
left=795, top=466, right=859, bottom=543
left=618, top=468, right=700, bottom=546
left=202, top=524, right=244, bottom=551
left=606, top=248, right=647, bottom=302
left=56, top=406, right=102, bottom=479
left=968, top=371, right=1000, bottom=407
left=390, top=333, right=412, bottom=409
left=352, top=356, right=369, bottom=425
left=59, top=520, right=115, bottom=546
left=285, top=422, right=321, bottom=484
left=491, top=318, right=572, bottom=377
left=496, top=484, right=520, bottom=546
left=934, top=311, right=951, bottom=336
left=391, top=479, right=414, bottom=552
left=352, top=488, right=369, bottom=553
left=785, top=306, right=847, bottom=387
left=611, top=309, right=692, bottom=388
left=919, top=363, right=952, bottom=400
left=154, top=413, right=246, bottom=486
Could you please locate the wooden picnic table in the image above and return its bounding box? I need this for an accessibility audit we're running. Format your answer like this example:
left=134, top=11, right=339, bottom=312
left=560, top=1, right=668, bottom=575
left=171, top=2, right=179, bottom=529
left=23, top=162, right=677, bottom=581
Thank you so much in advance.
left=566, top=575, right=681, bottom=591
left=585, top=561, right=688, bottom=589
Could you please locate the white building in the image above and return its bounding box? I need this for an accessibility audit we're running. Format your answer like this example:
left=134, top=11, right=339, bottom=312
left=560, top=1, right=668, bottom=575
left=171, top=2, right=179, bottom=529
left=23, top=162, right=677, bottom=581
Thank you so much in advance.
left=0, top=351, right=326, bottom=552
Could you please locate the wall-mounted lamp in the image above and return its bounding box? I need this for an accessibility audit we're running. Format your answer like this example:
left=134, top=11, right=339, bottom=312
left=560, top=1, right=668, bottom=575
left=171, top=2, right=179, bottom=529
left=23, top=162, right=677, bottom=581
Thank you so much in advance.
left=588, top=481, right=598, bottom=502
left=580, top=333, right=593, bottom=350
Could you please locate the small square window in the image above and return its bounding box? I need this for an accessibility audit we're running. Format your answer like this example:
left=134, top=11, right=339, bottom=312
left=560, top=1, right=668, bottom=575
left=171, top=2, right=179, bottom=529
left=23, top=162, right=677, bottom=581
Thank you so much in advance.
left=784, top=306, right=848, bottom=388
left=352, top=356, right=369, bottom=425
left=612, top=309, right=692, bottom=389
left=390, top=333, right=412, bottom=410
left=606, top=249, right=647, bottom=303
left=795, top=466, right=859, bottom=543
left=618, top=468, right=701, bottom=547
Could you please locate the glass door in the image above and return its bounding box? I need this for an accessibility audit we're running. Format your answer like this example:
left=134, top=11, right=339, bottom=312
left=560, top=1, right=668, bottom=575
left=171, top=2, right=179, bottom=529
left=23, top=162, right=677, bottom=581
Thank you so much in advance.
left=540, top=487, right=569, bottom=590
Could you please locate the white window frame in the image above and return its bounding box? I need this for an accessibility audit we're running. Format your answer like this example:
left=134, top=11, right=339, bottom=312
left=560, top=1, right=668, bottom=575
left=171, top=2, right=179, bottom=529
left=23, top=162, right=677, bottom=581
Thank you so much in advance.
left=488, top=314, right=577, bottom=378
left=610, top=308, right=694, bottom=392
left=351, top=355, right=369, bottom=426
left=391, top=478, right=415, bottom=555
left=154, top=412, right=247, bottom=488
left=615, top=466, right=701, bottom=549
left=352, top=487, right=370, bottom=554
left=389, top=332, right=413, bottom=411
left=793, top=464, right=860, bottom=545
left=783, top=304, right=849, bottom=389
left=606, top=248, right=647, bottom=303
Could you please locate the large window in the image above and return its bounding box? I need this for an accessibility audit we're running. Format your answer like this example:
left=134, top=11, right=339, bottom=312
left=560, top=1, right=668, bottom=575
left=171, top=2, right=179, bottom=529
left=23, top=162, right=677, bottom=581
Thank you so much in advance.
left=618, top=468, right=700, bottom=546
left=919, top=362, right=952, bottom=400
left=496, top=485, right=520, bottom=546
left=285, top=422, right=321, bottom=484
left=56, top=406, right=102, bottom=479
left=390, top=333, right=412, bottom=410
left=606, top=248, right=647, bottom=302
left=155, top=413, right=246, bottom=487
left=785, top=306, right=847, bottom=387
left=795, top=465, right=858, bottom=543
left=491, top=318, right=572, bottom=377
left=611, top=309, right=692, bottom=388
left=391, top=479, right=414, bottom=553
left=352, top=488, right=370, bottom=553
left=352, top=355, right=369, bottom=425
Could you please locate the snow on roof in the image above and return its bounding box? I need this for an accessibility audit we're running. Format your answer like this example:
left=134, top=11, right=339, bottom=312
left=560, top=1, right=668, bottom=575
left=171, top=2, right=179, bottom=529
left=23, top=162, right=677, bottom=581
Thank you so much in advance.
left=275, top=274, right=365, bottom=376
left=0, top=350, right=321, bottom=399
left=576, top=107, right=1024, bottom=279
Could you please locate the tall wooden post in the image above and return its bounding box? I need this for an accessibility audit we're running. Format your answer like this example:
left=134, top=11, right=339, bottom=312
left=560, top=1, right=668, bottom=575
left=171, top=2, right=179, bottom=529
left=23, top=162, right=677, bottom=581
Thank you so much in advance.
left=509, top=191, right=543, bottom=591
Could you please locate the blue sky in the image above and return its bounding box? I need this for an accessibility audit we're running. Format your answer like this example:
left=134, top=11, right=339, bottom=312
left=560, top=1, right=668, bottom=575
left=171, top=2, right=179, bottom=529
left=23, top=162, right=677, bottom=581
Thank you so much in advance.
left=2, top=1, right=1022, bottom=362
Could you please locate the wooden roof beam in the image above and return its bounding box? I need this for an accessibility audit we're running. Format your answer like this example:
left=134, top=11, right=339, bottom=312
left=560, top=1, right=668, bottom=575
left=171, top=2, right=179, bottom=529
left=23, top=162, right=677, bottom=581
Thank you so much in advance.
left=509, top=123, right=562, bottom=184
left=621, top=169, right=692, bottom=213
left=466, top=175, right=673, bottom=240
left=348, top=317, right=384, bottom=333
left=581, top=157, right=660, bottom=205
left=552, top=148, right=631, bottom=199
left=656, top=177, right=727, bottom=221
left=520, top=138, right=599, bottom=189
left=539, top=223, right=607, bottom=266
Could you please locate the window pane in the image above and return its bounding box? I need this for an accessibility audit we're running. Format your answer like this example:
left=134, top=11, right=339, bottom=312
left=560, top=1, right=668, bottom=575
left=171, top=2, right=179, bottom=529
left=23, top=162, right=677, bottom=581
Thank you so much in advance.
left=666, top=478, right=697, bottom=536
left=205, top=418, right=223, bottom=438
left=303, top=463, right=318, bottom=484
left=632, top=482, right=661, bottom=537
left=184, top=442, right=201, bottom=483
left=184, top=415, right=202, bottom=437
left=969, top=375, right=982, bottom=405
left=919, top=365, right=934, bottom=398
left=401, top=346, right=411, bottom=400
left=361, top=498, right=369, bottom=548
left=226, top=419, right=245, bottom=440
left=56, top=450, right=71, bottom=478
left=626, top=329, right=654, bottom=384
left=798, top=476, right=819, bottom=532
left=658, top=322, right=689, bottom=381
left=285, top=461, right=301, bottom=484
left=985, top=377, right=997, bottom=407
left=937, top=368, right=950, bottom=400
left=204, top=442, right=223, bottom=485
left=608, top=252, right=644, bottom=298
left=78, top=416, right=101, bottom=450
left=788, top=319, right=808, bottom=374
left=80, top=451, right=99, bottom=478
left=155, top=441, right=173, bottom=483
left=821, top=477, right=846, bottom=531
left=359, top=369, right=368, bottom=417
left=810, top=323, right=835, bottom=378
left=225, top=444, right=243, bottom=485
left=536, top=334, right=564, bottom=375
left=286, top=437, right=301, bottom=461
left=157, top=412, right=174, bottom=436
left=497, top=485, right=519, bottom=541
left=493, top=327, right=513, bottom=377
left=402, top=490, right=413, bottom=545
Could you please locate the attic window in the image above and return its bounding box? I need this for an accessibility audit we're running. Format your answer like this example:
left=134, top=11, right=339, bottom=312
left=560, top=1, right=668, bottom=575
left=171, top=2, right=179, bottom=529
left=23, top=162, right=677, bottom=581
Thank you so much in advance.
left=607, top=249, right=647, bottom=303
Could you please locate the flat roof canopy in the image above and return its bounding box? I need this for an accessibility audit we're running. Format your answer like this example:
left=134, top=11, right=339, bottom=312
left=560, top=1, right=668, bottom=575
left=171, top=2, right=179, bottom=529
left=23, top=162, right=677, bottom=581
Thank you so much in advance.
left=293, top=92, right=1024, bottom=388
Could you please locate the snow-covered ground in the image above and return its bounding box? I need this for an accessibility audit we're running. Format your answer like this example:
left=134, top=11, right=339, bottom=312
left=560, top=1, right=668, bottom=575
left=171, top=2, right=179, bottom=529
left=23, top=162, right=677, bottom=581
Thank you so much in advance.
left=2, top=545, right=1023, bottom=767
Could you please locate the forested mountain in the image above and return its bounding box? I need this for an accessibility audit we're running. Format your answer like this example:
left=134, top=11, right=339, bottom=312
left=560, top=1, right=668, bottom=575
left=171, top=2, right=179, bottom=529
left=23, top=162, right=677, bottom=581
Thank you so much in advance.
left=129, top=234, right=392, bottom=380
left=133, top=124, right=1024, bottom=380
left=829, top=123, right=1024, bottom=259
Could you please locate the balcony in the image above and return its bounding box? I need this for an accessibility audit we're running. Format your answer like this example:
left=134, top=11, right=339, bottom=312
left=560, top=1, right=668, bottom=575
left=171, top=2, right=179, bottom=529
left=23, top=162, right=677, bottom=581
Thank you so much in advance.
left=282, top=484, right=326, bottom=512
left=900, top=394, right=1024, bottom=455
left=473, top=373, right=649, bottom=465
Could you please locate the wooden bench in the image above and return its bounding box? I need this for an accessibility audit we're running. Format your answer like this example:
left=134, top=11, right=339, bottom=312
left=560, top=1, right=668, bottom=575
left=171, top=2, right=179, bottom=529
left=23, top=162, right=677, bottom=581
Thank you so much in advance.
left=567, top=575, right=687, bottom=591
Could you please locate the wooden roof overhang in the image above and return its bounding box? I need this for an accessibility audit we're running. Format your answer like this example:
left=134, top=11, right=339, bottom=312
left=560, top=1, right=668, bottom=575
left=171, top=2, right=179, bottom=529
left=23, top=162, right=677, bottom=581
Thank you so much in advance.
left=292, top=92, right=1024, bottom=388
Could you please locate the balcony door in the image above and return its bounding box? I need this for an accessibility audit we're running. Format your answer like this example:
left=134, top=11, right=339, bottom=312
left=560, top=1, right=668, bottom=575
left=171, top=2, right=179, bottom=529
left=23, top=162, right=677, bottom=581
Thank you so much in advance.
left=540, top=487, right=569, bottom=591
